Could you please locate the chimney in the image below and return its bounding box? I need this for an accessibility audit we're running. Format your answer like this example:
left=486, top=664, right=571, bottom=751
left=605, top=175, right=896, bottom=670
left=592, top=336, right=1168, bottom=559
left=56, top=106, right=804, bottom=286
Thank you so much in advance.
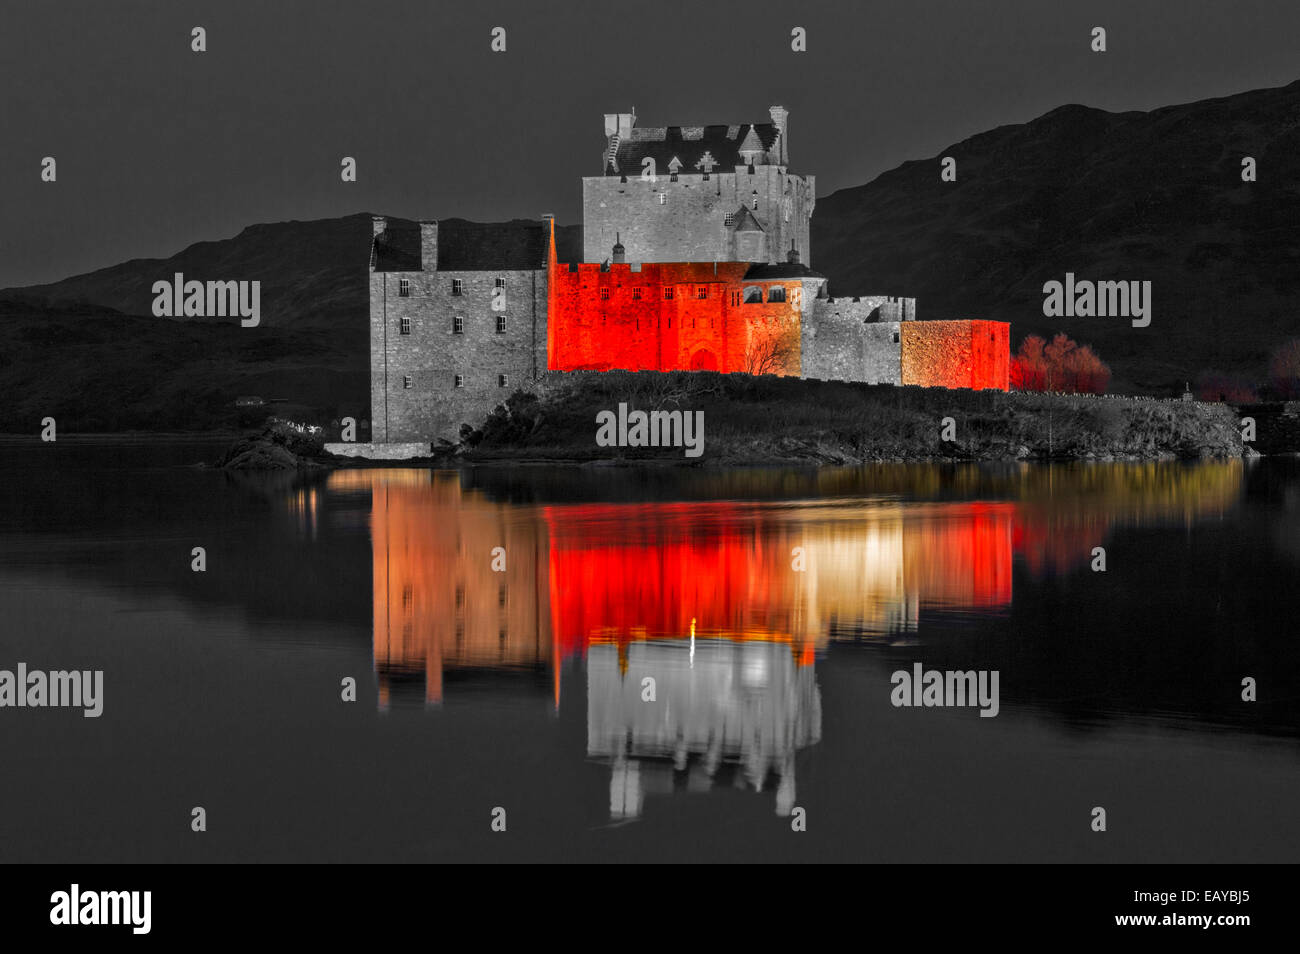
left=418, top=221, right=438, bottom=272
left=769, top=106, right=789, bottom=164
left=372, top=215, right=387, bottom=237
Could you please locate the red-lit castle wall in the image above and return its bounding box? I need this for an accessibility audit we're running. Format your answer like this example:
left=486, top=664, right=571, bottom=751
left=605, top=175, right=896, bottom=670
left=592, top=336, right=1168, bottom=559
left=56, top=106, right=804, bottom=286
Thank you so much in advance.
left=546, top=258, right=804, bottom=375
left=901, top=320, right=1009, bottom=390
left=540, top=224, right=1009, bottom=389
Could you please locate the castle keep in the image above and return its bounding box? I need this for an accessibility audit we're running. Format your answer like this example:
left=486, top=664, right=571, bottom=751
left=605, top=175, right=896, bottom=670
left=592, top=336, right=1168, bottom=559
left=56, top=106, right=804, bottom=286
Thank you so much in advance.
left=367, top=107, right=1009, bottom=445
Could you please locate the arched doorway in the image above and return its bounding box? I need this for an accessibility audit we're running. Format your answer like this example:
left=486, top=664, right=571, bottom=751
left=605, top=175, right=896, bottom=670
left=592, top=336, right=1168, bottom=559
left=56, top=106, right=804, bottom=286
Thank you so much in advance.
left=690, top=349, right=719, bottom=371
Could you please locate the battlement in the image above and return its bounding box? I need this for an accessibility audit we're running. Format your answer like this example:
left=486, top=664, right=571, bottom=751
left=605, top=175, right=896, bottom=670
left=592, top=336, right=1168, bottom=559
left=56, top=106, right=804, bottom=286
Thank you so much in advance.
left=818, top=296, right=916, bottom=322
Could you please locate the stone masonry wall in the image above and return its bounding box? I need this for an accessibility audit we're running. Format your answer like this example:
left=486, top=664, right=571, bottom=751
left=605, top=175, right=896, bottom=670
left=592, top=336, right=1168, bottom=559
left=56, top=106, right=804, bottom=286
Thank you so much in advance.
left=803, top=297, right=902, bottom=384
left=582, top=167, right=814, bottom=266
left=900, top=320, right=1009, bottom=390
left=547, top=260, right=813, bottom=376
left=371, top=267, right=547, bottom=442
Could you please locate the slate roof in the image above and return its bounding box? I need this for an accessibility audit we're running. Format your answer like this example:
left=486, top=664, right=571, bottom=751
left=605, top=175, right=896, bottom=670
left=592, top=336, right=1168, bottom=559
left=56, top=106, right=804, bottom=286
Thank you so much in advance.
left=371, top=223, right=422, bottom=271
left=372, top=218, right=561, bottom=272
left=606, top=123, right=779, bottom=175
left=744, top=261, right=825, bottom=280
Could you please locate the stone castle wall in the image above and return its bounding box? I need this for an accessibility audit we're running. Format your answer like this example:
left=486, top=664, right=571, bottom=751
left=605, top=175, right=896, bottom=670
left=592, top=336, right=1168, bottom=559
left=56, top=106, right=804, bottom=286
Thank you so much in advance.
left=547, top=261, right=811, bottom=376
left=900, top=320, right=1009, bottom=390
left=582, top=167, right=814, bottom=266
left=371, top=266, right=547, bottom=443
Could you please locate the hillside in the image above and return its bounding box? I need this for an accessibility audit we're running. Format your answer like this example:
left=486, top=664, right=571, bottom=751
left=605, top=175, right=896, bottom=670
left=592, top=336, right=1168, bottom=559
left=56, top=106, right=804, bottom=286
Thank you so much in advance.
left=0, top=297, right=366, bottom=432
left=815, top=80, right=1300, bottom=393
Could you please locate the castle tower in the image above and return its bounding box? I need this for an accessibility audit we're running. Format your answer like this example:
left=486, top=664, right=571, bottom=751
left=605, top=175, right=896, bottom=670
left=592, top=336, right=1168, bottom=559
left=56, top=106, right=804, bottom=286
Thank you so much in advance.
left=582, top=107, right=815, bottom=267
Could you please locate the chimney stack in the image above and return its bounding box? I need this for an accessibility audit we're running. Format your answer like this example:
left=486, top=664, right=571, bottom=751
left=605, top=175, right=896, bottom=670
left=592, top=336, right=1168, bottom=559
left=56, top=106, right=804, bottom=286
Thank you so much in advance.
left=769, top=106, right=789, bottom=164
left=418, top=221, right=438, bottom=272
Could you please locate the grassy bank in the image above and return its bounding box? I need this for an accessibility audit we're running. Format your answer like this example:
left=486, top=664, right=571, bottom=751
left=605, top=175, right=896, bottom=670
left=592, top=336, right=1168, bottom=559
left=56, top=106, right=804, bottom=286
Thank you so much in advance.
left=457, top=371, right=1244, bottom=464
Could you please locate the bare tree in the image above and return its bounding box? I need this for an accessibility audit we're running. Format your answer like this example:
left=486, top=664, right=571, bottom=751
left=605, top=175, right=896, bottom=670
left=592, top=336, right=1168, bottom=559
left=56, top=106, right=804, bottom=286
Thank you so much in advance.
left=744, top=330, right=797, bottom=376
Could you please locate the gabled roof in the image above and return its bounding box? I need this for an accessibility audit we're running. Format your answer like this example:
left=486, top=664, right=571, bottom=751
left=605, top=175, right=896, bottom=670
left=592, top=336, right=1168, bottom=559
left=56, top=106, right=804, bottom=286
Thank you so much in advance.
left=744, top=261, right=825, bottom=280
left=371, top=226, right=422, bottom=271
left=730, top=207, right=765, bottom=232
left=606, top=123, right=779, bottom=175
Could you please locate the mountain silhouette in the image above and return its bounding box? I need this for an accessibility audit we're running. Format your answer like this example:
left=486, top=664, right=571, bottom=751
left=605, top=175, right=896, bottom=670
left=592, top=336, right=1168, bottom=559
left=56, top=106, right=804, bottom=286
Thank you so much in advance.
left=815, top=80, right=1300, bottom=391
left=5, top=80, right=1300, bottom=402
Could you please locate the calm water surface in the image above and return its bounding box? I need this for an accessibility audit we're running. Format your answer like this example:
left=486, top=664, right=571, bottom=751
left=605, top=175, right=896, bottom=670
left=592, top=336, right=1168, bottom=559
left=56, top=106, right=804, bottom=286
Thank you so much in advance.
left=1, top=439, right=1297, bottom=862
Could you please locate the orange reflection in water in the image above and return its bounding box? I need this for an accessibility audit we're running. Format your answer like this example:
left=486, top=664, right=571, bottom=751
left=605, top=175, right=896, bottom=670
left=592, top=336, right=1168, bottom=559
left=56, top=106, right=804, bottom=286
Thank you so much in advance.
left=342, top=470, right=1023, bottom=707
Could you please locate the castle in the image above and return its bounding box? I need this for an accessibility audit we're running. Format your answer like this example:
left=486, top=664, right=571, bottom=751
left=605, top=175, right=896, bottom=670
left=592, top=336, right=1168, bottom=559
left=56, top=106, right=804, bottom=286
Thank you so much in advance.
left=366, top=107, right=1009, bottom=447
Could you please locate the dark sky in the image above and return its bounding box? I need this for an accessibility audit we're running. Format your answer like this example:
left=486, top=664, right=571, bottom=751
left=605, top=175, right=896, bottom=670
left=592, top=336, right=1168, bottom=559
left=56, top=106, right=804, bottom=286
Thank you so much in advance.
left=2, top=0, right=1299, bottom=287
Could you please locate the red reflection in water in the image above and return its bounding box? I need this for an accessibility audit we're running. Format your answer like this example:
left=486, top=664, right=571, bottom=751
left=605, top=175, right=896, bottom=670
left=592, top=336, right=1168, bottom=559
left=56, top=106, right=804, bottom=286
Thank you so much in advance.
left=544, top=501, right=1015, bottom=659
left=341, top=466, right=1027, bottom=707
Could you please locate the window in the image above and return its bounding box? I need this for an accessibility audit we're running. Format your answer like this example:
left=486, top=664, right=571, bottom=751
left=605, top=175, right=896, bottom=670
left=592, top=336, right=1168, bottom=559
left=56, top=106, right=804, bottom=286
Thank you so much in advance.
left=892, top=331, right=900, bottom=344
left=743, top=286, right=763, bottom=304
left=454, top=374, right=464, bottom=388
left=496, top=315, right=507, bottom=334
left=451, top=279, right=463, bottom=296
left=730, top=291, right=741, bottom=306
left=498, top=374, right=508, bottom=388
left=403, top=375, right=412, bottom=389
left=724, top=212, right=736, bottom=227
left=632, top=288, right=642, bottom=301
left=696, top=286, right=708, bottom=300
left=398, top=278, right=410, bottom=297
left=599, top=288, right=610, bottom=300
left=495, top=277, right=506, bottom=289
left=751, top=191, right=759, bottom=209
left=399, top=316, right=411, bottom=335
left=658, top=193, right=667, bottom=205
left=768, top=287, right=787, bottom=303
left=453, top=315, right=464, bottom=334
left=663, top=287, right=674, bottom=301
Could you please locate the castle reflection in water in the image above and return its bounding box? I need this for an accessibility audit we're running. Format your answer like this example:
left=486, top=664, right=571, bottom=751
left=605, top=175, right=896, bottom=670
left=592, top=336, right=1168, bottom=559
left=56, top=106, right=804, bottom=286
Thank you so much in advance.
left=321, top=463, right=1241, bottom=819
